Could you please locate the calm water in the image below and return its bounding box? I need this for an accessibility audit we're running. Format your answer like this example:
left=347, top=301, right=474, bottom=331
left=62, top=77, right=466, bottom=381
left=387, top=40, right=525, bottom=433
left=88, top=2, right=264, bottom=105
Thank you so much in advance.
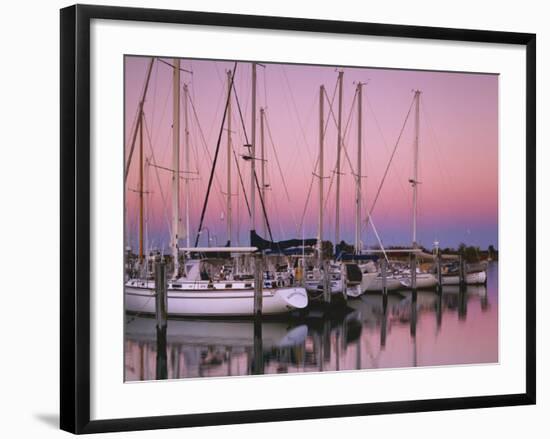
left=125, top=262, right=498, bottom=381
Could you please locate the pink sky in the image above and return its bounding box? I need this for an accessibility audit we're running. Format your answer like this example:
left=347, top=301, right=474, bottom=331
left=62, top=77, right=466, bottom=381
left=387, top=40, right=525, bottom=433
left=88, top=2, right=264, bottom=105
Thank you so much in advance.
left=124, top=56, right=498, bottom=251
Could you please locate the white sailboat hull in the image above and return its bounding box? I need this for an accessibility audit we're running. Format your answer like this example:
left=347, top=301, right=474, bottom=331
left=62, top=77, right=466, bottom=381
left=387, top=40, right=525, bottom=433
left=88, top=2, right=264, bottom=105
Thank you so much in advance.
left=363, top=276, right=402, bottom=292
left=125, top=285, right=308, bottom=316
left=304, top=278, right=344, bottom=295
left=399, top=273, right=438, bottom=289
left=441, top=270, right=487, bottom=286
left=360, top=271, right=380, bottom=293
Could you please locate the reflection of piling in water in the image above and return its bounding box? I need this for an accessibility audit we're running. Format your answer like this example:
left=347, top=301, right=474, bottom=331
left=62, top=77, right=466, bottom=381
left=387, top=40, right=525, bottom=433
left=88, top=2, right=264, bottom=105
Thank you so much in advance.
left=410, top=293, right=417, bottom=367
left=155, top=326, right=167, bottom=380
left=481, top=290, right=489, bottom=311
left=436, top=291, right=443, bottom=331
left=380, top=296, right=388, bottom=349
left=252, top=318, right=264, bottom=375
left=458, top=287, right=468, bottom=321
left=322, top=319, right=331, bottom=362
left=410, top=294, right=417, bottom=338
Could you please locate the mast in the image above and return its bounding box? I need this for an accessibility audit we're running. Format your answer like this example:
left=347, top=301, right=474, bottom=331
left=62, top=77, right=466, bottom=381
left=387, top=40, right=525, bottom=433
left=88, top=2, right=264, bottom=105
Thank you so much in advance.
left=250, top=63, right=257, bottom=235
left=335, top=70, right=343, bottom=245
left=355, top=82, right=363, bottom=254
left=125, top=57, right=155, bottom=253
left=125, top=57, right=155, bottom=183
left=138, top=109, right=144, bottom=265
left=226, top=70, right=233, bottom=245
left=183, top=83, right=190, bottom=251
left=318, top=85, right=325, bottom=260
left=171, top=59, right=181, bottom=277
left=260, top=107, right=266, bottom=236
left=412, top=90, right=421, bottom=248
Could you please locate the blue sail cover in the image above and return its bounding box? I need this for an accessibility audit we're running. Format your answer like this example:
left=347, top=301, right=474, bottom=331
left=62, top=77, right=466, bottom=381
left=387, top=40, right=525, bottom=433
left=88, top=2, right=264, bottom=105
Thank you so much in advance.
left=250, top=230, right=317, bottom=254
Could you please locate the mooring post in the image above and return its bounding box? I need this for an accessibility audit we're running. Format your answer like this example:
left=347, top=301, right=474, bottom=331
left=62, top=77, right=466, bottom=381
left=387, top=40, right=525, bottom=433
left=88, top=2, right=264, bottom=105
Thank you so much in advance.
left=411, top=253, right=417, bottom=299
left=154, top=259, right=167, bottom=330
left=323, top=259, right=331, bottom=304
left=253, top=254, right=263, bottom=317
left=381, top=258, right=388, bottom=297
left=436, top=250, right=443, bottom=293
left=459, top=254, right=466, bottom=289
left=341, top=263, right=348, bottom=301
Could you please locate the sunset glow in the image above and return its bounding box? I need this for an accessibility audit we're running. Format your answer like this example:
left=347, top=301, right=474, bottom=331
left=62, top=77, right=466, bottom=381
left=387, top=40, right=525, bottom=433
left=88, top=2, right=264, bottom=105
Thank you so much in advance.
left=125, top=56, right=498, bottom=252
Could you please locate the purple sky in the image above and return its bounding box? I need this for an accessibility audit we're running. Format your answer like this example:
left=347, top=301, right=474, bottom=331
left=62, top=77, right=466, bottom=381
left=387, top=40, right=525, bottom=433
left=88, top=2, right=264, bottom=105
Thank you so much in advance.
left=125, top=56, right=498, bottom=251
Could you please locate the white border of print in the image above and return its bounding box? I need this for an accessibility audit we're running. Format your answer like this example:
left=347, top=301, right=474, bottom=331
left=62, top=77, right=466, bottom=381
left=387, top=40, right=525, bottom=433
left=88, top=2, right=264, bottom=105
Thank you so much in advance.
left=90, top=19, right=525, bottom=421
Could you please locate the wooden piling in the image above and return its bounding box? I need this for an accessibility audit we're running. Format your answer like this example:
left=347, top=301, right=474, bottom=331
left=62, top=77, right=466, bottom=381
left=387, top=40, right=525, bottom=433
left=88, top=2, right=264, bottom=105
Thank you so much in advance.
left=459, top=255, right=466, bottom=289
left=436, top=251, right=443, bottom=293
left=253, top=254, right=263, bottom=316
left=323, top=259, right=331, bottom=304
left=410, top=253, right=417, bottom=298
left=154, top=260, right=167, bottom=330
left=341, top=263, right=348, bottom=301
left=381, top=258, right=388, bottom=297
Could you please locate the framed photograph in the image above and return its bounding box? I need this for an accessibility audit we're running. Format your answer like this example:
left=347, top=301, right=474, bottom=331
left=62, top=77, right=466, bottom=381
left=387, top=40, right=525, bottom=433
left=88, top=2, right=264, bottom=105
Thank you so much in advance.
left=60, top=4, right=536, bottom=434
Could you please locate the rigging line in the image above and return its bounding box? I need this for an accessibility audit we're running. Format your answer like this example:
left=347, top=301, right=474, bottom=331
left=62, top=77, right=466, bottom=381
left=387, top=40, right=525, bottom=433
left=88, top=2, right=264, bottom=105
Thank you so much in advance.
left=280, top=65, right=315, bottom=168
left=364, top=90, right=410, bottom=200
left=263, top=67, right=269, bottom=110
left=125, top=57, right=155, bottom=183
left=125, top=57, right=156, bottom=151
left=151, top=76, right=173, bottom=148
left=367, top=94, right=416, bottom=221
left=324, top=87, right=359, bottom=180
left=150, top=58, right=159, bottom=138
left=231, top=78, right=274, bottom=240
left=321, top=85, right=357, bottom=214
left=296, top=79, right=339, bottom=234
left=194, top=63, right=238, bottom=247
left=263, top=111, right=299, bottom=232
left=157, top=57, right=193, bottom=74
left=232, top=148, right=251, bottom=216
left=182, top=92, right=225, bottom=218
left=280, top=65, right=315, bottom=166
left=142, top=114, right=172, bottom=238
left=254, top=170, right=275, bottom=241
left=268, top=181, right=286, bottom=239
left=367, top=215, right=389, bottom=263
left=187, top=92, right=228, bottom=215
left=297, top=157, right=319, bottom=235
left=420, top=97, right=461, bottom=205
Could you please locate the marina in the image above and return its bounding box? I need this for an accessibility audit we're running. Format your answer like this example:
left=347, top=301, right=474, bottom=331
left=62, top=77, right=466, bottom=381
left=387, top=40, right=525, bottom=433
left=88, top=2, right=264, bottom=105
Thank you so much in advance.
left=124, top=56, right=498, bottom=379
left=125, top=262, right=498, bottom=380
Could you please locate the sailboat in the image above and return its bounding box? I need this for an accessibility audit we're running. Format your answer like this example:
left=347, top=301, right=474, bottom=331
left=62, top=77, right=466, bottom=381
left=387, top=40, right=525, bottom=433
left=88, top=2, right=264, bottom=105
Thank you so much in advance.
left=397, top=90, right=437, bottom=290
left=440, top=263, right=487, bottom=285
left=124, top=60, right=308, bottom=317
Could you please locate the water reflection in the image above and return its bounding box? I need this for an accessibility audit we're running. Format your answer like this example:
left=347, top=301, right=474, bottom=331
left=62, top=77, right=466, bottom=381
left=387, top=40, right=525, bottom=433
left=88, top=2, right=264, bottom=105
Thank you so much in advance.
left=125, top=262, right=498, bottom=381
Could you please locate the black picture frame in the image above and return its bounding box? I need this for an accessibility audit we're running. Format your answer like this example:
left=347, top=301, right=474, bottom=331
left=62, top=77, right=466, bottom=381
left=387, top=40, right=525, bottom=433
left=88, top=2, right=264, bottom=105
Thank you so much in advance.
left=60, top=4, right=536, bottom=434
